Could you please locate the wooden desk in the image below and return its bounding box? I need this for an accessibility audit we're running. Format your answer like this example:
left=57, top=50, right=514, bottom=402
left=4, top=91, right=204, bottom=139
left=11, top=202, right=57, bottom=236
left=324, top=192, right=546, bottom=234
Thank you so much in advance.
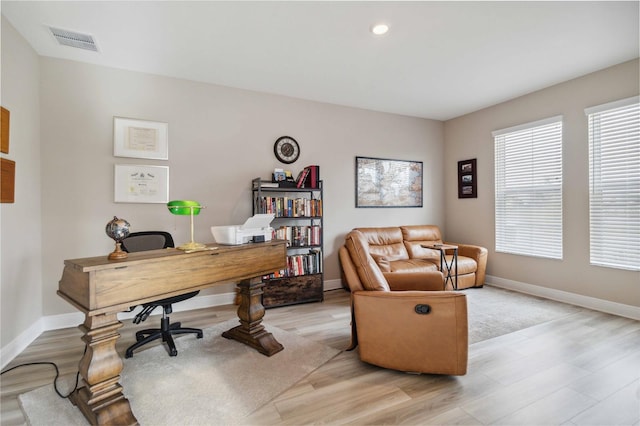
left=58, top=240, right=286, bottom=425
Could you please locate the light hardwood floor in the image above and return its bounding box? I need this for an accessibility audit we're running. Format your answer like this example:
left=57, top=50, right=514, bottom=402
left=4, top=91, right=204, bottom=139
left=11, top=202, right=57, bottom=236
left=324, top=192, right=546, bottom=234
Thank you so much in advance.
left=2, top=288, right=639, bottom=425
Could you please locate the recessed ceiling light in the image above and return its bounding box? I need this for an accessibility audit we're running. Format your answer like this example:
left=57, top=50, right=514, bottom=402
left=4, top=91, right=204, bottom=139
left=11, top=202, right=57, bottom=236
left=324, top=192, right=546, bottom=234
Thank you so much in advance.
left=371, top=23, right=389, bottom=36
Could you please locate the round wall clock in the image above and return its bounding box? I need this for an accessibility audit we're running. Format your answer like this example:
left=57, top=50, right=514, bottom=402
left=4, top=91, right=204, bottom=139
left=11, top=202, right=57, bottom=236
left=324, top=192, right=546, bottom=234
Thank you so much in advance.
left=273, top=136, right=300, bottom=164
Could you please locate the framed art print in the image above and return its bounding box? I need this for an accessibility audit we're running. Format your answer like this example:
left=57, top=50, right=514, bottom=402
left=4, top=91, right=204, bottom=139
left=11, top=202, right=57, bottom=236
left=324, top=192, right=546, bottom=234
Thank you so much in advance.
left=458, top=158, right=477, bottom=198
left=356, top=156, right=423, bottom=207
left=114, top=117, right=168, bottom=160
left=114, top=164, right=169, bottom=203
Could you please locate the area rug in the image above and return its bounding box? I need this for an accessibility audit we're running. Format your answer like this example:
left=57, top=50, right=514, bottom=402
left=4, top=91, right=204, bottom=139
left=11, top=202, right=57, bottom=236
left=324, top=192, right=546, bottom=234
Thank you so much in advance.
left=19, top=319, right=340, bottom=425
left=466, top=285, right=583, bottom=344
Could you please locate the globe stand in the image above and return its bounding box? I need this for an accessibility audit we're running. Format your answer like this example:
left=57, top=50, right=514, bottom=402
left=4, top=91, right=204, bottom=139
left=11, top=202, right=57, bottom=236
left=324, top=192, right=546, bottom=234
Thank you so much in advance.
left=108, top=242, right=128, bottom=260
left=105, top=216, right=130, bottom=260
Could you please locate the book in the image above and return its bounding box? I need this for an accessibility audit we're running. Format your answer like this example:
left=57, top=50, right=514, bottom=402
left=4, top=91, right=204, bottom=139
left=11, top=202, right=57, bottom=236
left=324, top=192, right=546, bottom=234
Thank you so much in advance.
left=296, top=167, right=310, bottom=188
left=260, top=182, right=279, bottom=188
left=304, top=165, right=320, bottom=188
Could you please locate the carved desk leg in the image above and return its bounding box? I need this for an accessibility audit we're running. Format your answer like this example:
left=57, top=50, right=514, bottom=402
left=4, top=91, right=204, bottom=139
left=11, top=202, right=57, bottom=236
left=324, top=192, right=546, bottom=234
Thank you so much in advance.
left=69, top=312, right=138, bottom=426
left=222, top=277, right=284, bottom=356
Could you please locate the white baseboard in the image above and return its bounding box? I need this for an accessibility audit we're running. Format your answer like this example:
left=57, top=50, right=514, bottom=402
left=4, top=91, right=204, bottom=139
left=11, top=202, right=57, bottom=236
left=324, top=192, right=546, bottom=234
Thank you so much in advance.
left=323, top=278, right=343, bottom=291
left=486, top=275, right=640, bottom=321
left=0, top=319, right=45, bottom=370
left=1, top=281, right=347, bottom=370
left=0, top=291, right=237, bottom=370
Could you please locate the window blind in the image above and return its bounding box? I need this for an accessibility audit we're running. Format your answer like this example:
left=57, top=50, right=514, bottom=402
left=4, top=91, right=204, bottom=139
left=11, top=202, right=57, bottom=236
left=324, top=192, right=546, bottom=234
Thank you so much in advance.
left=493, top=116, right=563, bottom=259
left=586, top=96, right=640, bottom=271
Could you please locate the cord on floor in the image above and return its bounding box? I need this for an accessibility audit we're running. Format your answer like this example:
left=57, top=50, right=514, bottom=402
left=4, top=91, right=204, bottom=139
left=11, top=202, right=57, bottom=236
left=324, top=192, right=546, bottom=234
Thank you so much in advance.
left=1, top=361, right=81, bottom=399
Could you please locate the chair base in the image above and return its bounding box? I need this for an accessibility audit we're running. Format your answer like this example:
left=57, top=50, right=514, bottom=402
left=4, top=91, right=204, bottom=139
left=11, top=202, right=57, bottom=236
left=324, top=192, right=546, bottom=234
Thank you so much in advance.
left=125, top=316, right=203, bottom=358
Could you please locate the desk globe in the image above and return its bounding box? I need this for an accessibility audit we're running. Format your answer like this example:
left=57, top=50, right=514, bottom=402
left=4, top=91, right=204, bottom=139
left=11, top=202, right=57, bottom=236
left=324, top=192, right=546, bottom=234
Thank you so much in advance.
left=105, top=216, right=130, bottom=260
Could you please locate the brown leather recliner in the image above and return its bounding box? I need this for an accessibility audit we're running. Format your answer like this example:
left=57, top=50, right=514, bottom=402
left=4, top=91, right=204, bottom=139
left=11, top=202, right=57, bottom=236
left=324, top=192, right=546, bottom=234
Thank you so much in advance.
left=339, top=230, right=468, bottom=375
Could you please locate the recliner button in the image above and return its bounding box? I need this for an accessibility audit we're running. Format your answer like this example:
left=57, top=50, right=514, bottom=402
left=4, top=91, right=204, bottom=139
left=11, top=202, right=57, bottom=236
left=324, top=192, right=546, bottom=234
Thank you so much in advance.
left=415, top=304, right=431, bottom=314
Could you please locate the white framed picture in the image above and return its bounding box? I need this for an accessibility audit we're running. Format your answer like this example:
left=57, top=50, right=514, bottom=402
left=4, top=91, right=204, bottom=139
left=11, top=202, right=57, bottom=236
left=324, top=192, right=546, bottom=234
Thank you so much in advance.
left=114, top=164, right=169, bottom=203
left=113, top=117, right=168, bottom=160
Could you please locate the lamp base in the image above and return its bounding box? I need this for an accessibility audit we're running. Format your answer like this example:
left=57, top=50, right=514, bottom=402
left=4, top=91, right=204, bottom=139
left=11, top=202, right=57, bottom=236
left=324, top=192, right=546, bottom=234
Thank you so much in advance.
left=176, top=241, right=208, bottom=251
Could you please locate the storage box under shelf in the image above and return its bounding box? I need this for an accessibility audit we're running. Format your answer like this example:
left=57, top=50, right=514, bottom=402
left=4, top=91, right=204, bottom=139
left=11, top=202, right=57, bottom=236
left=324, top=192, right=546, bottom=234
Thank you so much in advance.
left=262, top=274, right=323, bottom=308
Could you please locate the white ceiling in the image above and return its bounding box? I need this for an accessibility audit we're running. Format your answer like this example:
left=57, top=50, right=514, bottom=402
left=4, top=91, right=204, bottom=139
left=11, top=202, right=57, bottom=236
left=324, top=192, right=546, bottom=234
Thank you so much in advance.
left=2, top=1, right=638, bottom=120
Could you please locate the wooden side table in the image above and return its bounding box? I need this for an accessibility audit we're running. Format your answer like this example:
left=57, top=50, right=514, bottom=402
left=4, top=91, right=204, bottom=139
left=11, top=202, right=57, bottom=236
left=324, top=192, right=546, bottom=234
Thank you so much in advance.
left=422, top=244, right=458, bottom=290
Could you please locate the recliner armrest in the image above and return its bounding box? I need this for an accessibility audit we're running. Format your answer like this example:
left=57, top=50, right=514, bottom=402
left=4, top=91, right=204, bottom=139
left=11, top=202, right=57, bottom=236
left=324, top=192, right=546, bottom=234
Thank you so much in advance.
left=384, top=271, right=444, bottom=291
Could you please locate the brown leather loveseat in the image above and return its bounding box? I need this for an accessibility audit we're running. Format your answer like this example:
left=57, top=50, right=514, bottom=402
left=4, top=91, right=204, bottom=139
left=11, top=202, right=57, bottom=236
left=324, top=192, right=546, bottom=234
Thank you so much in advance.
left=342, top=225, right=488, bottom=290
left=339, top=229, right=468, bottom=375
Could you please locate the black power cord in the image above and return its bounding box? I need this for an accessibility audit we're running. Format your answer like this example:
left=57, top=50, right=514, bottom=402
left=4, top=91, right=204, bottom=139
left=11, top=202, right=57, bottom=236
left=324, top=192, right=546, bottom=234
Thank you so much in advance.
left=1, top=345, right=86, bottom=399
left=1, top=361, right=81, bottom=399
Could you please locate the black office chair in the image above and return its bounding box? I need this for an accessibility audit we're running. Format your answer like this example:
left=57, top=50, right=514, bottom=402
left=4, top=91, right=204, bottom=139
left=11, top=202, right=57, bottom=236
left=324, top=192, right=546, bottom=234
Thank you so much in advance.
left=121, top=231, right=203, bottom=358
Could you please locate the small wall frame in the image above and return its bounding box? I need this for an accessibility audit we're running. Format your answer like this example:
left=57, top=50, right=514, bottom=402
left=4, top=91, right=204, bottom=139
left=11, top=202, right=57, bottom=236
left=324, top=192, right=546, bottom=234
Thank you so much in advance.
left=114, top=164, right=169, bottom=203
left=114, top=117, right=168, bottom=160
left=1, top=107, right=10, bottom=154
left=458, top=158, right=477, bottom=199
left=1, top=158, right=15, bottom=203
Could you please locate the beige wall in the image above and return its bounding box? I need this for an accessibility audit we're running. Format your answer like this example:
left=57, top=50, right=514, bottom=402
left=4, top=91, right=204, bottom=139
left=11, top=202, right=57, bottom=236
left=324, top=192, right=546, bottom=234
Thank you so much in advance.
left=443, top=59, right=640, bottom=307
left=38, top=58, right=444, bottom=317
left=0, top=17, right=42, bottom=349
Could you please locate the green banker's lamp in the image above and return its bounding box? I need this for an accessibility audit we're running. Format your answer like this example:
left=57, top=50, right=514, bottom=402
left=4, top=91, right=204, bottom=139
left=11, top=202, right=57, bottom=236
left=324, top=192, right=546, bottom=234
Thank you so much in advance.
left=167, top=200, right=207, bottom=251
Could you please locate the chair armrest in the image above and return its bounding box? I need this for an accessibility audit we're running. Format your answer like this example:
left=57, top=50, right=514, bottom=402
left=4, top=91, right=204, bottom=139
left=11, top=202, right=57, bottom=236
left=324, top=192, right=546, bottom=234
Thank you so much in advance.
left=444, top=241, right=486, bottom=260
left=353, top=290, right=468, bottom=375
left=384, top=271, right=444, bottom=291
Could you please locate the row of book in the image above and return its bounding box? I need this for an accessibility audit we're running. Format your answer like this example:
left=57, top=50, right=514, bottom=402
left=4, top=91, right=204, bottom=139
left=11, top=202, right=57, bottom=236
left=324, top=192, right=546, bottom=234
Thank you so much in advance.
left=273, top=225, right=321, bottom=247
left=255, top=196, right=323, bottom=217
left=263, top=250, right=323, bottom=278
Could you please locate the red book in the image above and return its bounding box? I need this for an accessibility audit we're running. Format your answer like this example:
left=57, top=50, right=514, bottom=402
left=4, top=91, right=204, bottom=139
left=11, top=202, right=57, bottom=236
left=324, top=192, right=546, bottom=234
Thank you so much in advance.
left=296, top=167, right=310, bottom=188
left=303, top=165, right=320, bottom=188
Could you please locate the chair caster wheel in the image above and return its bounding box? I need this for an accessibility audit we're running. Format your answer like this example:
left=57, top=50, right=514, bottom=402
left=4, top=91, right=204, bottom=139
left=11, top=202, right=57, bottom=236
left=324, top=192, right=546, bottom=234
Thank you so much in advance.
left=170, top=349, right=178, bottom=356
left=197, top=332, right=203, bottom=339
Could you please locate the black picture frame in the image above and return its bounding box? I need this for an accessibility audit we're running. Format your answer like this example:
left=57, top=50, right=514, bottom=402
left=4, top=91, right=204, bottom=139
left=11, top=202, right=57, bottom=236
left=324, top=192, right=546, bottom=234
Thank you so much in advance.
left=355, top=156, right=423, bottom=208
left=458, top=158, right=477, bottom=199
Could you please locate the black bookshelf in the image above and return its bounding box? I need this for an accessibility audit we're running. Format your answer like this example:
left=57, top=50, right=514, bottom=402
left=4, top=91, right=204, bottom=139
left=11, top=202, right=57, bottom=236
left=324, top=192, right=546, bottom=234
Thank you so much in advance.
left=252, top=177, right=324, bottom=308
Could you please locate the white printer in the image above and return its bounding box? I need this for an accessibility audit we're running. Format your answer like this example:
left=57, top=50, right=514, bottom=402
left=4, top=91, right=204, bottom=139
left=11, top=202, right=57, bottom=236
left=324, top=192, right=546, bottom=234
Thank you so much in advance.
left=210, top=214, right=275, bottom=245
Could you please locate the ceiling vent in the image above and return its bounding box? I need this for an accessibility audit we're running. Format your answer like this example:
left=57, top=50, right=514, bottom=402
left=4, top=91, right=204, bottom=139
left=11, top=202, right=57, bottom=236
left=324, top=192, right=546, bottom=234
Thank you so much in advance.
left=48, top=26, right=98, bottom=52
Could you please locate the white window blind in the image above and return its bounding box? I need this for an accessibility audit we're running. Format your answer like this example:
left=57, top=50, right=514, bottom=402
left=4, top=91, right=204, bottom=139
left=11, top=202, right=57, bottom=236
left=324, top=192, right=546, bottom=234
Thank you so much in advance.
left=493, top=116, right=563, bottom=259
left=586, top=96, right=640, bottom=271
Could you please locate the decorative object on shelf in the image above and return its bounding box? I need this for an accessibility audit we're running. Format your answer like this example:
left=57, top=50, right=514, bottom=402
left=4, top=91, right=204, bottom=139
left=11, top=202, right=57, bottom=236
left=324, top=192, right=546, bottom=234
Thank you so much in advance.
left=273, top=136, right=300, bottom=164
left=458, top=158, right=477, bottom=198
left=114, top=164, right=169, bottom=203
left=273, top=168, right=286, bottom=182
left=355, top=156, right=423, bottom=208
left=167, top=200, right=207, bottom=251
left=105, top=216, right=131, bottom=260
left=113, top=116, right=169, bottom=160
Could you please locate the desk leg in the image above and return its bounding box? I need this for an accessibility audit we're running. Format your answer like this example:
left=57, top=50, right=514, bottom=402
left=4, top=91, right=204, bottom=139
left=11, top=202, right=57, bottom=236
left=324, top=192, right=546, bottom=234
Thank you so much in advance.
left=69, top=313, right=137, bottom=426
left=222, top=277, right=284, bottom=356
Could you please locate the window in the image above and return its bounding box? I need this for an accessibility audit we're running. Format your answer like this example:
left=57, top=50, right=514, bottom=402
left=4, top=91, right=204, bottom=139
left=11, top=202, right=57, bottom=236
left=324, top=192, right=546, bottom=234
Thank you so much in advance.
left=493, top=116, right=563, bottom=259
left=586, top=96, right=640, bottom=271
